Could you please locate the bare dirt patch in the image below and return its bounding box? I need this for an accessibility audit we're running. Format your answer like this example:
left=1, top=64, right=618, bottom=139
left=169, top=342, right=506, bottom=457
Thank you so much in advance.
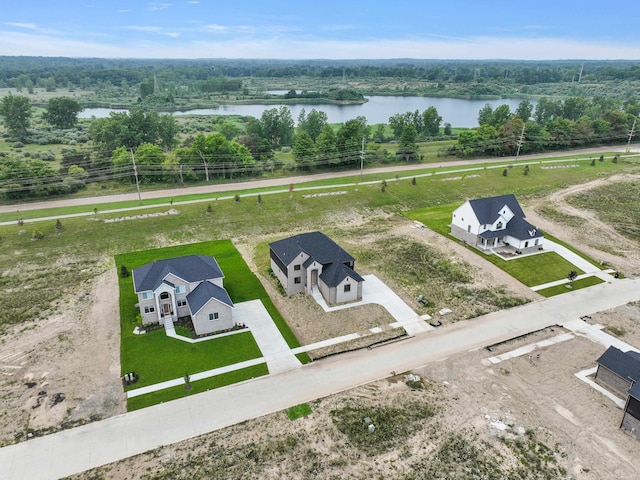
left=68, top=324, right=640, bottom=480
left=527, top=174, right=640, bottom=276
left=0, top=268, right=125, bottom=445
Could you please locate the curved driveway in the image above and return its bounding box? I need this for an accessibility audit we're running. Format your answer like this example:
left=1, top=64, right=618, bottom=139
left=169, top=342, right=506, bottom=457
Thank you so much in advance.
left=1, top=277, right=639, bottom=480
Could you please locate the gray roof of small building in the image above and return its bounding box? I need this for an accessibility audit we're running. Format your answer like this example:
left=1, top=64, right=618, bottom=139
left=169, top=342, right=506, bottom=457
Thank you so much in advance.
left=468, top=194, right=526, bottom=226
left=269, top=231, right=355, bottom=267
left=596, top=346, right=640, bottom=383
left=133, top=255, right=224, bottom=292
left=187, top=281, right=233, bottom=315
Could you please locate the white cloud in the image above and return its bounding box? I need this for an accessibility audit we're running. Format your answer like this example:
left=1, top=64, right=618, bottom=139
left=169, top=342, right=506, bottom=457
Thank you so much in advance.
left=205, top=24, right=228, bottom=33
left=147, top=3, right=172, bottom=11
left=0, top=29, right=639, bottom=61
left=123, top=25, right=163, bottom=33
left=4, top=22, right=38, bottom=30
left=118, top=9, right=131, bottom=14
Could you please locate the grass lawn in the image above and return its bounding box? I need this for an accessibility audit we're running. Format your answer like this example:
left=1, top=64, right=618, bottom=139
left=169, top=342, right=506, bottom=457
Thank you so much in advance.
left=536, top=276, right=605, bottom=297
left=115, top=239, right=309, bottom=395
left=286, top=403, right=313, bottom=420
left=127, top=363, right=269, bottom=411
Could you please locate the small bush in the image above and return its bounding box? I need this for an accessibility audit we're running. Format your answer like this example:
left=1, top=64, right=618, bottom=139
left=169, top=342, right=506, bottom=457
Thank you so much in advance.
left=120, top=265, right=130, bottom=278
left=502, top=168, right=508, bottom=177
left=32, top=230, right=44, bottom=240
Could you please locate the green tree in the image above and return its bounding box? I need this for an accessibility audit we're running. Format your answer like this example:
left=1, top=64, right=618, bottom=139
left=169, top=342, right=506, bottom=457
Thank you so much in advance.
left=297, top=108, right=328, bottom=142
left=293, top=131, right=316, bottom=167
left=315, top=125, right=339, bottom=166
left=217, top=121, right=241, bottom=141
left=515, top=100, right=533, bottom=123
left=397, top=124, right=419, bottom=161
left=421, top=106, right=442, bottom=136
left=336, top=117, right=369, bottom=166
left=43, top=97, right=82, bottom=129
left=260, top=107, right=294, bottom=147
left=477, top=104, right=494, bottom=126
left=0, top=94, right=32, bottom=139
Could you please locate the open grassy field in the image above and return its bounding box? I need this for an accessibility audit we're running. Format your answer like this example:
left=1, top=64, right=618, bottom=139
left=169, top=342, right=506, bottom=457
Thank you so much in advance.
left=0, top=158, right=633, bottom=336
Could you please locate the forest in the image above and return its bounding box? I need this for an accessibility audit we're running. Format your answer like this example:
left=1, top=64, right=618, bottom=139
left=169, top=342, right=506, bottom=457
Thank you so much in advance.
left=0, top=57, right=639, bottom=200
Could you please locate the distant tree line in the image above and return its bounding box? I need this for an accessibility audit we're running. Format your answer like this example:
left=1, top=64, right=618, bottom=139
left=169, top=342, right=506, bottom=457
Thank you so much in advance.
left=2, top=57, right=640, bottom=91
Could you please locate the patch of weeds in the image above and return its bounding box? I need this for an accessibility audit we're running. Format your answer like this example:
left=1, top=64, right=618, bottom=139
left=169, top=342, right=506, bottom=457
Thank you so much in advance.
left=330, top=402, right=435, bottom=455
left=605, top=325, right=626, bottom=337
left=502, top=428, right=568, bottom=479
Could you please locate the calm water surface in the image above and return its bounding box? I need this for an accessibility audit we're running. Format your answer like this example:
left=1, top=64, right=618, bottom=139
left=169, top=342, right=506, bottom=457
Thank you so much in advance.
left=79, top=96, right=535, bottom=128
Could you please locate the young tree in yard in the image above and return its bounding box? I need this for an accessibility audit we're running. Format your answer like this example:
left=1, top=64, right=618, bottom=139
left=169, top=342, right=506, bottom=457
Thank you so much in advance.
left=43, top=97, right=82, bottom=129
left=397, top=124, right=419, bottom=161
left=422, top=106, right=442, bottom=136
left=0, top=94, right=32, bottom=139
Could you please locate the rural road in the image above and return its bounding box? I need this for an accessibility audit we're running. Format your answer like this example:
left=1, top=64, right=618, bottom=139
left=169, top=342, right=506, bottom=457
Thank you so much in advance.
left=1, top=145, right=636, bottom=215
left=1, top=276, right=639, bottom=480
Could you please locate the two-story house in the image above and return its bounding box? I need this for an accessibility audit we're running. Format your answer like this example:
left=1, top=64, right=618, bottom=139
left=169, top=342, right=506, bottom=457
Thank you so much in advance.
left=132, top=254, right=234, bottom=336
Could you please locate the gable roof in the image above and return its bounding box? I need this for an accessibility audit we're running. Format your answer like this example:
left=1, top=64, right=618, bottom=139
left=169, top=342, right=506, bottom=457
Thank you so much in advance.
left=133, top=255, right=224, bottom=292
left=467, top=194, right=526, bottom=225
left=320, top=262, right=365, bottom=287
left=596, top=346, right=640, bottom=383
left=269, top=231, right=355, bottom=267
left=187, top=280, right=233, bottom=315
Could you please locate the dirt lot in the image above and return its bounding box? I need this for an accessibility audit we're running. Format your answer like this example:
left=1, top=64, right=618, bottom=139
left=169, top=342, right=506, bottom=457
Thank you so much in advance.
left=1, top=174, right=640, bottom=478
left=67, top=327, right=640, bottom=479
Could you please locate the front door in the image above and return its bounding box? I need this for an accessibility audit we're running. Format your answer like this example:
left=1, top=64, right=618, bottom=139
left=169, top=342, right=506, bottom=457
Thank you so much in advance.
left=162, top=303, right=171, bottom=315
left=311, top=269, right=318, bottom=286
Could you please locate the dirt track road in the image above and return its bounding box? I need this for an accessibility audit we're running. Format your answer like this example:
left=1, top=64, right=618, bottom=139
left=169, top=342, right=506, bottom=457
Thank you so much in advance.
left=1, top=145, right=637, bottom=215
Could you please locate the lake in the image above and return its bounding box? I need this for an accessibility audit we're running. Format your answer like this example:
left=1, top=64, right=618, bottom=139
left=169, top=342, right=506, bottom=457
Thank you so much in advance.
left=79, top=96, right=535, bottom=128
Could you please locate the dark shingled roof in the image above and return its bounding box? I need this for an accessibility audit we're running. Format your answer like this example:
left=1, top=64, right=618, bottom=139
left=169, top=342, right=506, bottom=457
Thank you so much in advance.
left=596, top=346, right=640, bottom=383
left=479, top=216, right=543, bottom=240
left=468, top=194, right=526, bottom=226
left=320, top=262, right=365, bottom=286
left=187, top=281, right=233, bottom=315
left=629, top=382, right=640, bottom=400
left=269, top=231, right=363, bottom=288
left=133, top=255, right=224, bottom=292
left=270, top=231, right=354, bottom=266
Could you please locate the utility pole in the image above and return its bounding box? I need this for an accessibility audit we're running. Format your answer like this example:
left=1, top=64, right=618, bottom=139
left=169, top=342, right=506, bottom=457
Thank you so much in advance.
left=578, top=64, right=584, bottom=83
left=360, top=137, right=365, bottom=181
left=130, top=149, right=142, bottom=206
left=515, top=123, right=526, bottom=162
left=627, top=117, right=637, bottom=153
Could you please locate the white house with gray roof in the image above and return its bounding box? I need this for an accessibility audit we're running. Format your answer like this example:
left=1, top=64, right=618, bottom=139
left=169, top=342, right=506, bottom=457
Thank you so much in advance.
left=450, top=194, right=544, bottom=252
left=269, top=231, right=364, bottom=305
left=132, top=255, right=234, bottom=336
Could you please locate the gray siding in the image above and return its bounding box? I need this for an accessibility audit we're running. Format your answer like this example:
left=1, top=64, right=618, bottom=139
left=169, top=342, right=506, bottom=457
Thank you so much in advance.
left=450, top=224, right=479, bottom=245
left=621, top=412, right=640, bottom=440
left=595, top=365, right=633, bottom=397
left=191, top=302, right=234, bottom=336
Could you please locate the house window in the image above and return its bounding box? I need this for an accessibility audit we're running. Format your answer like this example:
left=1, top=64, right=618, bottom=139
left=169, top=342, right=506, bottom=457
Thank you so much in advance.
left=160, top=292, right=170, bottom=300
left=496, top=221, right=503, bottom=229
left=209, top=312, right=219, bottom=321
left=293, top=264, right=301, bottom=271
left=142, top=291, right=153, bottom=300
left=177, top=299, right=187, bottom=307
left=144, top=306, right=155, bottom=314
left=344, top=284, right=351, bottom=293
left=175, top=285, right=186, bottom=294
left=294, top=277, right=301, bottom=284
left=467, top=225, right=471, bottom=233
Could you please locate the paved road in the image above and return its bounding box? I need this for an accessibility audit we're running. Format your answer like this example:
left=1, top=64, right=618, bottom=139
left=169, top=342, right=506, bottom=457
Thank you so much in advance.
left=1, top=145, right=636, bottom=215
left=1, top=277, right=639, bottom=480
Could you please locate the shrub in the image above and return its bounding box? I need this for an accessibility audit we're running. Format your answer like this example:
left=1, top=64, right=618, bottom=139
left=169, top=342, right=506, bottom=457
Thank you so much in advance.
left=502, top=168, right=508, bottom=176
left=120, top=265, right=130, bottom=278
left=31, top=230, right=44, bottom=240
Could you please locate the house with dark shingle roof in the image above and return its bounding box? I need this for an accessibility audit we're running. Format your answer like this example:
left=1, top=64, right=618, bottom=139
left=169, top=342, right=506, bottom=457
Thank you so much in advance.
left=132, top=255, right=234, bottom=335
left=450, top=194, right=544, bottom=252
left=595, top=346, right=640, bottom=397
left=269, top=231, right=364, bottom=305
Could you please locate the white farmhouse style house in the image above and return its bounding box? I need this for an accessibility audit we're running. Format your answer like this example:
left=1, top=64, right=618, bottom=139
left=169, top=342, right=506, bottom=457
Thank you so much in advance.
left=450, top=194, right=544, bottom=252
left=269, top=231, right=364, bottom=305
left=132, top=255, right=234, bottom=336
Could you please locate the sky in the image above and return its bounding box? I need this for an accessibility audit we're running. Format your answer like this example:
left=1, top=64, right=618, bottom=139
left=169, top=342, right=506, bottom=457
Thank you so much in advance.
left=1, top=1, right=639, bottom=60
